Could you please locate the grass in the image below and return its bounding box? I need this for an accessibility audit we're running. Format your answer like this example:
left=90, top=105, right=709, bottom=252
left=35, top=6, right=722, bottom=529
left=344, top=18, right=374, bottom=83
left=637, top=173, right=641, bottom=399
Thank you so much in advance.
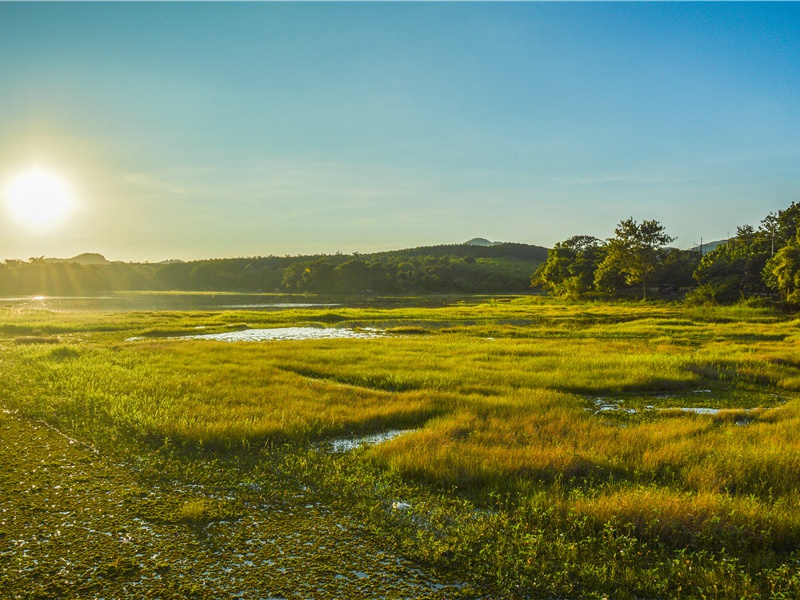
left=1, top=295, right=800, bottom=597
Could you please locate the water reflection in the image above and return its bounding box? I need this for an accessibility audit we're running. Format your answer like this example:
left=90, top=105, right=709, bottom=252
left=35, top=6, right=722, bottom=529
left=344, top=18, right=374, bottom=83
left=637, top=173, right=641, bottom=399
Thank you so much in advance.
left=180, top=327, right=383, bottom=342
left=0, top=293, right=481, bottom=312
left=327, top=429, right=414, bottom=453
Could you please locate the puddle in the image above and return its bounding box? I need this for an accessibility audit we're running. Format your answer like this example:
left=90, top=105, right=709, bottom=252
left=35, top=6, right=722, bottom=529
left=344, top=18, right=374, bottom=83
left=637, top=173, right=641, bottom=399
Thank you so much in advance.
left=328, top=429, right=414, bottom=453
left=677, top=407, right=721, bottom=415
left=591, top=398, right=757, bottom=419
left=591, top=398, right=637, bottom=414
left=130, top=327, right=383, bottom=343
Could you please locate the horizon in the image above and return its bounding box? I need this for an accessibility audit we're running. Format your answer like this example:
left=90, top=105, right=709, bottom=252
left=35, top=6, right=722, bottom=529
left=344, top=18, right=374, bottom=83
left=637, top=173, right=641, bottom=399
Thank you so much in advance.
left=1, top=3, right=798, bottom=263
left=7, top=234, right=729, bottom=266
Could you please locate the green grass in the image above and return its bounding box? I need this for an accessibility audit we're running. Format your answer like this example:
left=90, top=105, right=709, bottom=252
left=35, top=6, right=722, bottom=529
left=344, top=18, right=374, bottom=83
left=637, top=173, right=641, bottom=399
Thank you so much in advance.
left=1, top=296, right=800, bottom=598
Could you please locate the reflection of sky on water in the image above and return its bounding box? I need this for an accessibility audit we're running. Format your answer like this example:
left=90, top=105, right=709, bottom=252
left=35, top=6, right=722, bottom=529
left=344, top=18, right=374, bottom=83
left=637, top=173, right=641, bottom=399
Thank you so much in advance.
left=219, top=303, right=339, bottom=309
left=182, top=327, right=383, bottom=342
left=328, top=429, right=414, bottom=453
left=0, top=293, right=473, bottom=312
left=0, top=294, right=338, bottom=312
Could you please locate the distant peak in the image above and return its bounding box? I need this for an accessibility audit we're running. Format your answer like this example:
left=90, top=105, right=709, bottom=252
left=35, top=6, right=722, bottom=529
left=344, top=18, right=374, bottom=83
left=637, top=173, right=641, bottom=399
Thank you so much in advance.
left=43, top=253, right=110, bottom=265
left=464, top=237, right=501, bottom=247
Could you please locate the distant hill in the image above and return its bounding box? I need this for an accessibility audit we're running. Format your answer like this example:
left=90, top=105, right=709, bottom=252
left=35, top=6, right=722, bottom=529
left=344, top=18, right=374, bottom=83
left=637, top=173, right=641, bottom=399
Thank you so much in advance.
left=369, top=242, right=549, bottom=263
left=464, top=237, right=502, bottom=247
left=44, top=253, right=110, bottom=265
left=6, top=242, right=551, bottom=296
left=690, top=240, right=727, bottom=254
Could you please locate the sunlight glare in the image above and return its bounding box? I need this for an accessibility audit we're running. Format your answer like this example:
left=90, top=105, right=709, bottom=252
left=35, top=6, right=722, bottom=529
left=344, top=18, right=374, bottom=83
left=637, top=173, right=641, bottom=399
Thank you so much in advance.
left=4, top=168, right=76, bottom=231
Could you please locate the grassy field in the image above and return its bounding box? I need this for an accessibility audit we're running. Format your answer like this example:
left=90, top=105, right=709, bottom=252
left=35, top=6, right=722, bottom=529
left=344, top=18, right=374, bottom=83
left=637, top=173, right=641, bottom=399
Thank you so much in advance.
left=1, top=295, right=800, bottom=598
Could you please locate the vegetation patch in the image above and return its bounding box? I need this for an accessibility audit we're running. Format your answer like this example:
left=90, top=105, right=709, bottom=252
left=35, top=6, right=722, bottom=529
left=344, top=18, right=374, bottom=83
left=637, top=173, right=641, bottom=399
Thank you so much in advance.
left=13, top=335, right=60, bottom=344
left=2, top=298, right=800, bottom=598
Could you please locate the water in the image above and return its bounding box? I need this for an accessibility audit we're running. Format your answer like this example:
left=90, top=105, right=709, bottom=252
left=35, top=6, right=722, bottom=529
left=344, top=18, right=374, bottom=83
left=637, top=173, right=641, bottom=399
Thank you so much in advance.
left=328, top=429, right=414, bottom=453
left=177, top=327, right=384, bottom=343
left=0, top=293, right=341, bottom=312
left=592, top=398, right=756, bottom=417
left=678, top=407, right=722, bottom=415
left=0, top=292, right=485, bottom=312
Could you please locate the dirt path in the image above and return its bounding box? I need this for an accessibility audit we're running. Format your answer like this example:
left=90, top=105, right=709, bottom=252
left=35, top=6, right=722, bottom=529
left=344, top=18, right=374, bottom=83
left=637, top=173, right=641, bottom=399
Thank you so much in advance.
left=0, top=410, right=479, bottom=599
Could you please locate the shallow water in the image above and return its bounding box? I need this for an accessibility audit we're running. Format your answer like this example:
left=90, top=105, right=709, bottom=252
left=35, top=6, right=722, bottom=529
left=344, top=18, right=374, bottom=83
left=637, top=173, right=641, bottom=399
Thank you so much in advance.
left=592, top=397, right=756, bottom=417
left=328, top=429, right=414, bottom=453
left=592, top=398, right=637, bottom=414
left=0, top=294, right=340, bottom=312
left=180, top=326, right=384, bottom=342
left=678, top=406, right=722, bottom=415
left=0, top=292, right=484, bottom=312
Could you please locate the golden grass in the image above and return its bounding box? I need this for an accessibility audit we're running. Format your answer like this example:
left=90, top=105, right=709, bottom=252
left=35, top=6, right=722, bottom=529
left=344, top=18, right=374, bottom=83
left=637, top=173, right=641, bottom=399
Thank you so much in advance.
left=2, top=298, right=800, bottom=554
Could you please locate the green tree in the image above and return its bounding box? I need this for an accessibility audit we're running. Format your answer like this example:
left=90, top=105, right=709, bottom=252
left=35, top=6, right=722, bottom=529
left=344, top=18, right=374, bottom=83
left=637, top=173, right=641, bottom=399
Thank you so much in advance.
left=764, top=231, right=800, bottom=303
left=760, top=201, right=800, bottom=253
left=654, top=248, right=701, bottom=292
left=692, top=226, right=771, bottom=304
left=281, top=259, right=335, bottom=292
left=533, top=235, right=605, bottom=298
left=334, top=259, right=389, bottom=294
left=595, top=218, right=675, bottom=300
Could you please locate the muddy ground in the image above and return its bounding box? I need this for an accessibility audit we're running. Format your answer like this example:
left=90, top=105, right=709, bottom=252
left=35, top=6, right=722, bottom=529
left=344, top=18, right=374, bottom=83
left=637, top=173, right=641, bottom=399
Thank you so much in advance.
left=0, top=410, right=481, bottom=599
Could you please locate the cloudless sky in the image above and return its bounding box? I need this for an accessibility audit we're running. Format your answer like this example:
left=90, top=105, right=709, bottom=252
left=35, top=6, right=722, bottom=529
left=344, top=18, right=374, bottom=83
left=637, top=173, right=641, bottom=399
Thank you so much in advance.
left=1, top=2, right=798, bottom=262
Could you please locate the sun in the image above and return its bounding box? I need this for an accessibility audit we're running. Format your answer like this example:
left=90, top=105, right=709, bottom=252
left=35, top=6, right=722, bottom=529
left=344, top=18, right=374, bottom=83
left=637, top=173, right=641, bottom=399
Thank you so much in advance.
left=4, top=168, right=76, bottom=231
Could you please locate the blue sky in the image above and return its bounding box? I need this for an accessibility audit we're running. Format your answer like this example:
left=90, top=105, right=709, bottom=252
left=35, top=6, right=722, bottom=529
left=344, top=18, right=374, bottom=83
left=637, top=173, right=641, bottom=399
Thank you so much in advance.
left=1, top=2, right=798, bottom=261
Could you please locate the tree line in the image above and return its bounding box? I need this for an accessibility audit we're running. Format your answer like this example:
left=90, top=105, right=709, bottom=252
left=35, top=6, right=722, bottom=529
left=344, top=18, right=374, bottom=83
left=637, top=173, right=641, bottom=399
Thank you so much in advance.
left=532, top=201, right=800, bottom=304
left=0, top=244, right=547, bottom=296
left=4, top=203, right=797, bottom=304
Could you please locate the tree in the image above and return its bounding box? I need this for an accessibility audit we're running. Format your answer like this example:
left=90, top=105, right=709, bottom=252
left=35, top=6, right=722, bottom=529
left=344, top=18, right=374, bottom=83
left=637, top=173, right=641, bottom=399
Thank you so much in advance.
left=654, top=248, right=700, bottom=292
left=595, top=218, right=675, bottom=300
left=764, top=231, right=800, bottom=303
left=692, top=226, right=771, bottom=304
left=761, top=201, right=800, bottom=253
left=334, top=259, right=389, bottom=293
left=532, top=235, right=605, bottom=298
left=281, top=259, right=335, bottom=292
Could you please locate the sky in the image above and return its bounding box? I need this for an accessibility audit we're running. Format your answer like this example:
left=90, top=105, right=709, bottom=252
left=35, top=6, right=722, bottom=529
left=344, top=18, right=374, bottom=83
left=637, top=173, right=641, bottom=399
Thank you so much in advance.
left=0, top=2, right=798, bottom=263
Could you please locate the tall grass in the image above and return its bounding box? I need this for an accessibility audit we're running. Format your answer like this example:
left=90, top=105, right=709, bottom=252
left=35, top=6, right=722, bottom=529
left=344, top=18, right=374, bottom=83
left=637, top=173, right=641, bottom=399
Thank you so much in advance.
left=1, top=298, right=800, bottom=597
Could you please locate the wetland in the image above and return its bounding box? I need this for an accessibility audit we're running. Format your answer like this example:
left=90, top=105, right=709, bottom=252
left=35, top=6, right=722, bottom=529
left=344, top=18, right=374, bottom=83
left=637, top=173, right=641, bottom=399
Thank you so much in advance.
left=2, top=293, right=800, bottom=598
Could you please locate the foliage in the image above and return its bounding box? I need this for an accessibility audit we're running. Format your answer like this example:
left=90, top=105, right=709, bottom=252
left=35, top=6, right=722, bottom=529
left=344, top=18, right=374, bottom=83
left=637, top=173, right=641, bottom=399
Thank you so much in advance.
left=0, top=243, right=546, bottom=296
left=692, top=226, right=772, bottom=303
left=535, top=202, right=800, bottom=305
left=654, top=247, right=700, bottom=290
left=2, top=299, right=800, bottom=597
left=765, top=232, right=800, bottom=302
left=692, top=202, right=800, bottom=305
left=595, top=218, right=676, bottom=300
left=532, top=235, right=605, bottom=298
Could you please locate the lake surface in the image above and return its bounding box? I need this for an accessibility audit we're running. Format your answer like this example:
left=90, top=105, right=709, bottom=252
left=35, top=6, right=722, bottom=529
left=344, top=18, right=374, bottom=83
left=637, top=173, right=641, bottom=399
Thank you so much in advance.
left=0, top=292, right=490, bottom=312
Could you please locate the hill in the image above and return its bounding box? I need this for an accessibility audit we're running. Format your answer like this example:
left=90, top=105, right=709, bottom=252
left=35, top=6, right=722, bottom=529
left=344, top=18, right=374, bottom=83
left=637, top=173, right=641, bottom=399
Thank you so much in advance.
left=44, top=253, right=111, bottom=265
left=369, top=242, right=548, bottom=263
left=1, top=242, right=549, bottom=296
left=690, top=240, right=727, bottom=254
left=464, top=237, right=502, bottom=247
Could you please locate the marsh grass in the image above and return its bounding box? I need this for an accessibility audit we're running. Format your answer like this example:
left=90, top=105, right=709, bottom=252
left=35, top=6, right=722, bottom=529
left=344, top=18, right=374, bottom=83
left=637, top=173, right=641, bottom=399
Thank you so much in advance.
left=2, top=297, right=800, bottom=597
left=175, top=498, right=210, bottom=522
left=13, top=335, right=60, bottom=344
